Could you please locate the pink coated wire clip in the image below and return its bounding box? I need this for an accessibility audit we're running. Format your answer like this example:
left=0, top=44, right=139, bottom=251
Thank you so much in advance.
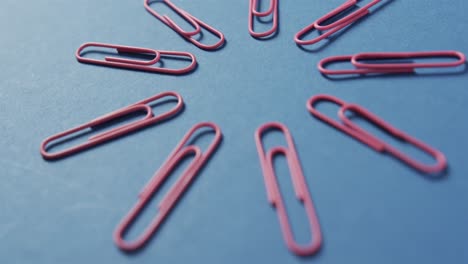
left=307, top=95, right=447, bottom=174
left=319, top=50, right=466, bottom=75
left=294, top=0, right=381, bottom=46
left=248, top=0, right=278, bottom=38
left=255, top=122, right=322, bottom=256
left=76, top=42, right=197, bottom=74
left=114, top=122, right=222, bottom=251
left=144, top=0, right=225, bottom=50
left=40, top=91, right=184, bottom=160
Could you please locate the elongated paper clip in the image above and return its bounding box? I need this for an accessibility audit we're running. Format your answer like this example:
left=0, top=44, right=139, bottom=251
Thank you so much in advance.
left=307, top=95, right=447, bottom=174
left=76, top=42, right=197, bottom=74
left=248, top=0, right=278, bottom=38
left=255, top=122, right=322, bottom=256
left=144, top=0, right=225, bottom=50
left=114, top=122, right=222, bottom=251
left=319, top=51, right=466, bottom=75
left=295, top=0, right=381, bottom=46
left=40, top=91, right=184, bottom=160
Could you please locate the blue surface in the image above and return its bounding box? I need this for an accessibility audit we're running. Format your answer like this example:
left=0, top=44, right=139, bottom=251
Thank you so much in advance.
left=1, top=0, right=468, bottom=263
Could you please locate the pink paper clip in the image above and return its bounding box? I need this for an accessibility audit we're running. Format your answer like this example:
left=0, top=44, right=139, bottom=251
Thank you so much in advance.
left=307, top=95, right=447, bottom=174
left=319, top=51, right=466, bottom=75
left=255, top=122, right=322, bottom=256
left=76, top=42, right=197, bottom=74
left=248, top=0, right=278, bottom=38
left=40, top=91, right=184, bottom=160
left=294, top=0, right=381, bottom=46
left=144, top=0, right=225, bottom=50
left=114, top=122, right=222, bottom=251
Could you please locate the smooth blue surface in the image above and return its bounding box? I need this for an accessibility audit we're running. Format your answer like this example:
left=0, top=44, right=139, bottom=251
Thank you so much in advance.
left=1, top=0, right=468, bottom=263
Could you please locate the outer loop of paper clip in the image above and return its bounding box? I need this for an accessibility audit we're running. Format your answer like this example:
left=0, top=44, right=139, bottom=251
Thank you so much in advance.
left=338, top=104, right=448, bottom=174
left=351, top=51, right=466, bottom=70
left=255, top=122, right=322, bottom=256
left=248, top=0, right=278, bottom=38
left=144, top=0, right=225, bottom=50
left=76, top=42, right=197, bottom=74
left=40, top=91, right=184, bottom=160
left=76, top=42, right=161, bottom=66
left=317, top=55, right=414, bottom=75
left=143, top=0, right=201, bottom=37
left=114, top=122, right=222, bottom=251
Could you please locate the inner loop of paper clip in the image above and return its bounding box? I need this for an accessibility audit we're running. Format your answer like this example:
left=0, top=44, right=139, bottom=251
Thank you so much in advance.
left=249, top=0, right=278, bottom=38
left=77, top=42, right=161, bottom=66
left=351, top=51, right=467, bottom=70
left=338, top=104, right=448, bottom=174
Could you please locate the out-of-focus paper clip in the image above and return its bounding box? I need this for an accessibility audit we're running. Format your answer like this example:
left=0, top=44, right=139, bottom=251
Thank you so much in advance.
left=40, top=92, right=184, bottom=160
left=114, top=122, right=222, bottom=251
left=144, top=0, right=225, bottom=50
left=307, top=95, right=447, bottom=174
left=255, top=122, right=322, bottom=256
left=76, top=42, right=197, bottom=74
left=248, top=0, right=278, bottom=38
left=319, top=51, right=466, bottom=75
left=295, top=0, right=381, bottom=46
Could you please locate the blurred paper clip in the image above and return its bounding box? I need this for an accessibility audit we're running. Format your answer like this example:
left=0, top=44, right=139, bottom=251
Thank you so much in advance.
left=255, top=122, right=322, bottom=256
left=76, top=42, right=197, bottom=74
left=248, top=0, right=278, bottom=38
left=295, top=0, right=382, bottom=46
left=307, top=95, right=447, bottom=174
left=40, top=91, right=184, bottom=160
left=144, top=0, right=225, bottom=50
left=114, top=122, right=222, bottom=251
left=318, top=50, right=466, bottom=75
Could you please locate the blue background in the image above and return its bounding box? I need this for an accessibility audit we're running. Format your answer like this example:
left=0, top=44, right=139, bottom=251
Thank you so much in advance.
left=1, top=0, right=468, bottom=263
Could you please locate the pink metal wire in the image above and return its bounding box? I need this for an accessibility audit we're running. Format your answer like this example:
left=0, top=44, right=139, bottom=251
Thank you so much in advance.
left=40, top=91, right=184, bottom=160
left=248, top=0, right=278, bottom=38
left=255, top=122, right=322, bottom=256
left=294, top=0, right=381, bottom=46
left=144, top=0, right=225, bottom=50
left=318, top=51, right=466, bottom=75
left=307, top=95, right=448, bottom=174
left=76, top=42, right=197, bottom=74
left=114, top=122, right=222, bottom=251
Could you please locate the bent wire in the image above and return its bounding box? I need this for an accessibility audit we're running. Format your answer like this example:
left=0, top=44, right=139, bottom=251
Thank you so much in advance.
left=255, top=122, right=322, bottom=256
left=144, top=0, right=225, bottom=50
left=319, top=51, right=466, bottom=75
left=294, top=0, right=381, bottom=46
left=307, top=95, right=447, bottom=174
left=76, top=42, right=197, bottom=74
left=40, top=92, right=184, bottom=160
left=248, top=0, right=278, bottom=38
left=114, top=122, right=222, bottom=251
